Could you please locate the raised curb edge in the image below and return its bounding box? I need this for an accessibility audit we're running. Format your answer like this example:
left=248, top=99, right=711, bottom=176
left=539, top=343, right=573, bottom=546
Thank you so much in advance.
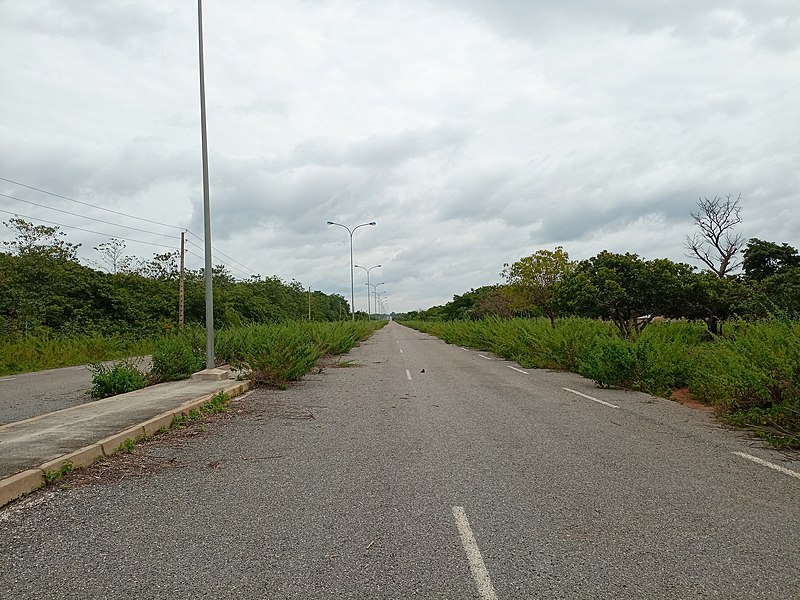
left=0, top=379, right=254, bottom=509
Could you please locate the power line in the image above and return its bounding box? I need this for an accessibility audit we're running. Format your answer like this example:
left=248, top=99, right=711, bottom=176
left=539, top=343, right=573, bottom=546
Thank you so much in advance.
left=183, top=249, right=251, bottom=279
left=1, top=175, right=258, bottom=278
left=0, top=209, right=177, bottom=249
left=0, top=175, right=185, bottom=232
left=185, top=237, right=256, bottom=277
left=0, top=192, right=179, bottom=240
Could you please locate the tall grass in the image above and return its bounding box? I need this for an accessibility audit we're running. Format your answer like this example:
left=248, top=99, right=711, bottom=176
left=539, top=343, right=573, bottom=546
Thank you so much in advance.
left=0, top=333, right=154, bottom=376
left=216, top=320, right=383, bottom=386
left=402, top=317, right=800, bottom=448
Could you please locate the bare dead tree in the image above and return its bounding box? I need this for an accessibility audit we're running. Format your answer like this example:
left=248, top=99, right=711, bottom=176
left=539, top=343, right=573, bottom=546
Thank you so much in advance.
left=685, top=194, right=744, bottom=278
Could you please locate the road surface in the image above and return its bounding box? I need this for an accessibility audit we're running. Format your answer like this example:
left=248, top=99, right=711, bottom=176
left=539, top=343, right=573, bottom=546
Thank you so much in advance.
left=1, top=322, right=797, bottom=598
left=0, top=357, right=151, bottom=425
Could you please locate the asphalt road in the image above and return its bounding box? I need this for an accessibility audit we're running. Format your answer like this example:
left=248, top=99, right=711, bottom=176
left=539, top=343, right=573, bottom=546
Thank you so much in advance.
left=0, top=357, right=151, bottom=425
left=0, top=364, right=95, bottom=425
left=1, top=322, right=798, bottom=598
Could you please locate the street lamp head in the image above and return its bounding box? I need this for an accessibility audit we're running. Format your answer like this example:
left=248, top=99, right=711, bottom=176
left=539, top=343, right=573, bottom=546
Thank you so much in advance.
left=368, top=221, right=376, bottom=226
left=326, top=221, right=335, bottom=225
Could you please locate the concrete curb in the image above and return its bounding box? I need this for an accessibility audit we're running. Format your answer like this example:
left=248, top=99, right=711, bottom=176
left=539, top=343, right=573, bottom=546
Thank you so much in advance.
left=0, top=379, right=254, bottom=509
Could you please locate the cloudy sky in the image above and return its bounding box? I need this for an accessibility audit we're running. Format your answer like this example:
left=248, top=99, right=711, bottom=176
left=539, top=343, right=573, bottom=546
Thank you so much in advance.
left=1, top=1, right=798, bottom=313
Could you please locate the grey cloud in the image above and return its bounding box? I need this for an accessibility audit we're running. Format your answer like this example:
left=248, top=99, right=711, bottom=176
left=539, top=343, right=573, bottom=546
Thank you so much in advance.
left=13, top=0, right=174, bottom=52
left=431, top=0, right=800, bottom=47
left=290, top=125, right=469, bottom=169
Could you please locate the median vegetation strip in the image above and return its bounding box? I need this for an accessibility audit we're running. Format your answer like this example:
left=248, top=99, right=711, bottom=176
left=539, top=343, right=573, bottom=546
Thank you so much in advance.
left=75, top=320, right=382, bottom=398
left=402, top=317, right=800, bottom=448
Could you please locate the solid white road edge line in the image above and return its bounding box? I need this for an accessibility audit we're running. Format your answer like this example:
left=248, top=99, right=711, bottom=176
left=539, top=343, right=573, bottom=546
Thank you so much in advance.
left=562, top=387, right=619, bottom=409
left=406, top=369, right=412, bottom=381
left=452, top=506, right=499, bottom=600
left=506, top=366, right=528, bottom=375
left=478, top=354, right=492, bottom=360
left=733, top=452, right=800, bottom=480
left=0, top=377, right=18, bottom=382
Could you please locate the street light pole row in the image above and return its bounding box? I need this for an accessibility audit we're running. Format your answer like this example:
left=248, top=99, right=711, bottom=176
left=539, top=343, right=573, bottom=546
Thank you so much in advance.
left=326, top=220, right=376, bottom=320
left=355, top=264, right=381, bottom=319
left=367, top=281, right=385, bottom=319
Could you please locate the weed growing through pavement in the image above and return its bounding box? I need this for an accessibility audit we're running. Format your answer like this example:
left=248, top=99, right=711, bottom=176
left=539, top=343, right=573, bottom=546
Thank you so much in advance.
left=43, top=461, right=75, bottom=485
left=332, top=359, right=358, bottom=368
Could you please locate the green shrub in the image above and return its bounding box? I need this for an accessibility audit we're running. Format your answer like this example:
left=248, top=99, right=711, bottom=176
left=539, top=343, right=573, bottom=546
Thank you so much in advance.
left=688, top=320, right=800, bottom=411
left=89, top=359, right=148, bottom=398
left=578, top=337, right=637, bottom=388
left=216, top=320, right=381, bottom=386
left=150, top=326, right=206, bottom=383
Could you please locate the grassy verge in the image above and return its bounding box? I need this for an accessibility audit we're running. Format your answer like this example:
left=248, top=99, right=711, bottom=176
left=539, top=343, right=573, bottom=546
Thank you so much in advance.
left=216, top=320, right=383, bottom=386
left=0, top=333, right=154, bottom=377
left=401, top=318, right=800, bottom=448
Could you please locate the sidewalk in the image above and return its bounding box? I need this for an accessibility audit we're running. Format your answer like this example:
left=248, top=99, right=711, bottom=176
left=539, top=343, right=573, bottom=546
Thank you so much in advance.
left=0, top=373, right=253, bottom=508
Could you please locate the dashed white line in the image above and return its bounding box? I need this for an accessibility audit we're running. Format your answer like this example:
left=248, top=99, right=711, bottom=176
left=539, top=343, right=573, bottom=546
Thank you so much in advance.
left=733, top=452, right=800, bottom=480
left=506, top=366, right=528, bottom=375
left=562, top=387, right=619, bottom=409
left=0, top=377, right=18, bottom=382
left=399, top=348, right=403, bottom=354
left=405, top=369, right=412, bottom=381
left=478, top=354, right=492, bottom=361
left=452, top=506, right=499, bottom=600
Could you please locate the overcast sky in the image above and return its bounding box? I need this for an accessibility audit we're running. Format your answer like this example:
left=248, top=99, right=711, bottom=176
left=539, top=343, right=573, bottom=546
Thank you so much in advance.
left=1, top=1, right=798, bottom=313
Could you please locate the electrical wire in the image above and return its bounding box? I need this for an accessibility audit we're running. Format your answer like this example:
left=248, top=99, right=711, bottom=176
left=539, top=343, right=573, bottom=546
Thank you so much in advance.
left=0, top=208, right=176, bottom=249
left=0, top=192, right=179, bottom=240
left=1, top=176, right=258, bottom=279
left=0, top=175, right=184, bottom=232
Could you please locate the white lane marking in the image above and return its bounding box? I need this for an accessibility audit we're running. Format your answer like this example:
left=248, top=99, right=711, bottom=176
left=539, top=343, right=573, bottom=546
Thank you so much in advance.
left=733, top=452, right=800, bottom=480
left=396, top=340, right=400, bottom=344
left=0, top=377, right=18, bottom=382
left=562, top=387, right=619, bottom=409
left=506, top=366, right=528, bottom=375
left=399, top=348, right=403, bottom=354
left=406, top=369, right=412, bottom=381
left=452, top=506, right=499, bottom=600
left=478, top=354, right=492, bottom=361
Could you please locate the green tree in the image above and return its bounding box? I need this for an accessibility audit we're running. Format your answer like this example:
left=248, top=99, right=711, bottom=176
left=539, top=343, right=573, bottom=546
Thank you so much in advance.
left=558, top=251, right=694, bottom=338
left=502, top=246, right=574, bottom=327
left=92, top=238, right=137, bottom=274
left=3, top=217, right=81, bottom=261
left=742, top=238, right=800, bottom=281
left=683, top=272, right=748, bottom=335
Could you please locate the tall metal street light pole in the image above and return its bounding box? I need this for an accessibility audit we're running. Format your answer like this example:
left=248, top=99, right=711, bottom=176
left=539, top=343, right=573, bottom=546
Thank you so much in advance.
left=197, top=0, right=215, bottom=371
left=354, top=264, right=381, bottom=319
left=327, top=220, right=376, bottom=321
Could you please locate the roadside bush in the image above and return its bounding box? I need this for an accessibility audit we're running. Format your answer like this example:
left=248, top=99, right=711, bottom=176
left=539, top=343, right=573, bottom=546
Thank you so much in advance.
left=217, top=320, right=382, bottom=386
left=89, top=359, right=147, bottom=398
left=578, top=337, right=637, bottom=388
left=149, top=326, right=206, bottom=383
left=688, top=320, right=800, bottom=411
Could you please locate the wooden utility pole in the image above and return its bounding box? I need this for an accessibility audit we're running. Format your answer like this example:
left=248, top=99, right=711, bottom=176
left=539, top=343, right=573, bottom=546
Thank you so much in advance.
left=179, top=231, right=185, bottom=327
